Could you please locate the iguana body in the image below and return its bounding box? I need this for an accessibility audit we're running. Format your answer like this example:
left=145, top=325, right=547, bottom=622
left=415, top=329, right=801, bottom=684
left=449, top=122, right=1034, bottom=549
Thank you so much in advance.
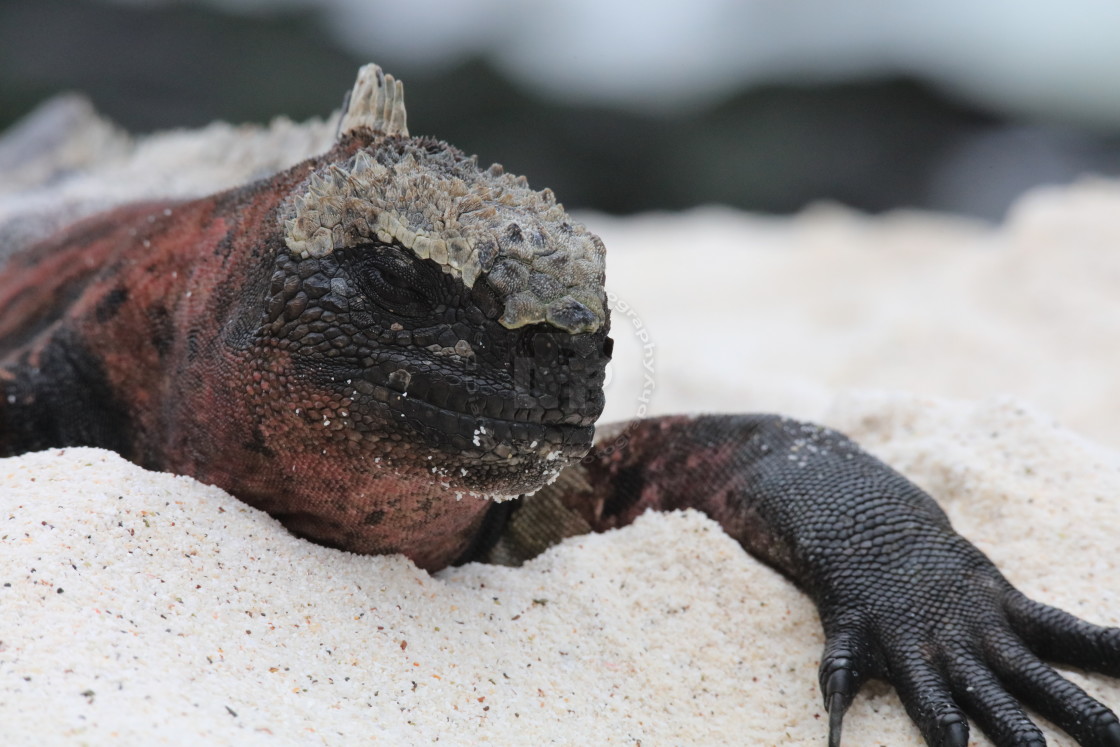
left=1, top=65, right=1117, bottom=746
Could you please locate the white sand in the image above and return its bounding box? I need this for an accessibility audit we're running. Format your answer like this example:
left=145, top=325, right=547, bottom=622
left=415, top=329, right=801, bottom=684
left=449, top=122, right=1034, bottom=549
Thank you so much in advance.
left=593, top=182, right=1120, bottom=451
left=2, top=103, right=1120, bottom=745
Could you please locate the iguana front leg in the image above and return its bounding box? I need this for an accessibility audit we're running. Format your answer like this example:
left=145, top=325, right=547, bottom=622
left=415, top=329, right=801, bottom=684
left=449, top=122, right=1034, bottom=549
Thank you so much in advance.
left=477, top=414, right=1120, bottom=746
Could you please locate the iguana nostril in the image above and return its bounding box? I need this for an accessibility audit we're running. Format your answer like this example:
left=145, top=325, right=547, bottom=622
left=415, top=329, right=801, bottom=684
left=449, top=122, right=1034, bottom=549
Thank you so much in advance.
left=545, top=296, right=597, bottom=334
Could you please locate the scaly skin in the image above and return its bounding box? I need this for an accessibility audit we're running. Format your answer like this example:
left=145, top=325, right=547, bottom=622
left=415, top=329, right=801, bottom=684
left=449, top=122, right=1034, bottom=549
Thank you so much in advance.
left=1, top=65, right=1118, bottom=745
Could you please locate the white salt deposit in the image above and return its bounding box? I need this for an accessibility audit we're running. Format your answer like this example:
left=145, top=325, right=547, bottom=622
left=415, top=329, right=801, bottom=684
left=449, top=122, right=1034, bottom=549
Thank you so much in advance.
left=2, top=101, right=1119, bottom=745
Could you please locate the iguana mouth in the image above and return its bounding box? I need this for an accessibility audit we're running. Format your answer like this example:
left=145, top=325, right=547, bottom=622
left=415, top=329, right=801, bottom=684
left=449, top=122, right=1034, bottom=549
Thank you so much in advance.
left=363, top=386, right=596, bottom=460
left=344, top=339, right=606, bottom=462
left=294, top=315, right=608, bottom=468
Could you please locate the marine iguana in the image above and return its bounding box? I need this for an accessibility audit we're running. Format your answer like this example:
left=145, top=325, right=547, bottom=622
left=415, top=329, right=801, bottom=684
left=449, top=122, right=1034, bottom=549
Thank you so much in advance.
left=0, top=65, right=1116, bottom=746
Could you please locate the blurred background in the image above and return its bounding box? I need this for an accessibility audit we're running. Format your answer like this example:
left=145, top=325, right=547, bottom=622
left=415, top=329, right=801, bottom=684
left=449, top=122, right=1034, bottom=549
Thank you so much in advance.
left=3, top=0, right=1120, bottom=221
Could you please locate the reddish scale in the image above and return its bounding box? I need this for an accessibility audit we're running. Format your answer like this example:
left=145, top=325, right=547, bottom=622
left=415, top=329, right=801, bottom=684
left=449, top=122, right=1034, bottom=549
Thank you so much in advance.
left=562, top=415, right=748, bottom=537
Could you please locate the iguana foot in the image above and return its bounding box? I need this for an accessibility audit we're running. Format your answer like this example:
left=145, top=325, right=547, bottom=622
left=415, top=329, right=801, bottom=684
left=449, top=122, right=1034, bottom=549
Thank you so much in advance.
left=821, top=582, right=1120, bottom=746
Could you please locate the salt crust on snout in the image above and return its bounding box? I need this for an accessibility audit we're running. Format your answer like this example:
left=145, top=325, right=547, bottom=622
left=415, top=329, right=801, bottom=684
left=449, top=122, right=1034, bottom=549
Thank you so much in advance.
left=283, top=64, right=607, bottom=335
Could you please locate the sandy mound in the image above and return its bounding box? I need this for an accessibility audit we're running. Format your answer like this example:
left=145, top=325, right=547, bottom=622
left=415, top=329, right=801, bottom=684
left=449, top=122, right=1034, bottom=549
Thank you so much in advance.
left=3, top=394, right=1117, bottom=745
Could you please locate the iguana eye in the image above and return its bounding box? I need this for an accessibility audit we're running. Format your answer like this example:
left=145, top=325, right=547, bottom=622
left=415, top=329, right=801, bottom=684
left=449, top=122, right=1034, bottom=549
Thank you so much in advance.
left=353, top=245, right=439, bottom=316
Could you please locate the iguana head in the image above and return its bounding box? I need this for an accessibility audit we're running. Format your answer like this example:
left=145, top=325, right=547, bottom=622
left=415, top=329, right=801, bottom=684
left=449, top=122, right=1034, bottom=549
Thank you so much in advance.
left=257, top=65, right=612, bottom=499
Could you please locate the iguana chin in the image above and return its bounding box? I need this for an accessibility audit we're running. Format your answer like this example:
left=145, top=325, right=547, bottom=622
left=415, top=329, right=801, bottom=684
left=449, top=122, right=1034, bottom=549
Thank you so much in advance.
left=0, top=64, right=1117, bottom=746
